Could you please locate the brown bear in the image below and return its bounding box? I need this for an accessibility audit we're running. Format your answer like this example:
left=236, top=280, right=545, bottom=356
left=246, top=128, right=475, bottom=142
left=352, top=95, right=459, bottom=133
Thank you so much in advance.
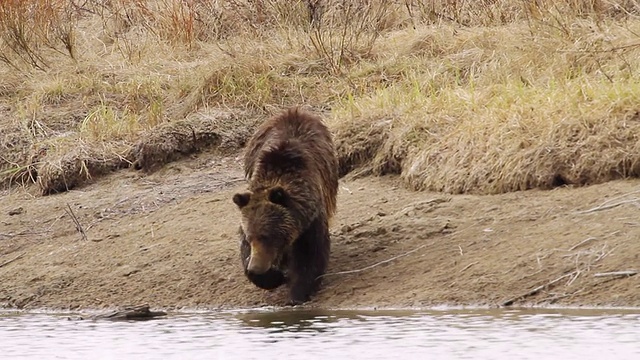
left=232, top=106, right=339, bottom=305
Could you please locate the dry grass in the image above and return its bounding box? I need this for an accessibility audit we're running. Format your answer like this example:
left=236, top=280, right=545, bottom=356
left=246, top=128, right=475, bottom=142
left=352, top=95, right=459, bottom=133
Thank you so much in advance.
left=129, top=108, right=257, bottom=172
left=1, top=0, right=640, bottom=195
left=330, top=13, right=640, bottom=193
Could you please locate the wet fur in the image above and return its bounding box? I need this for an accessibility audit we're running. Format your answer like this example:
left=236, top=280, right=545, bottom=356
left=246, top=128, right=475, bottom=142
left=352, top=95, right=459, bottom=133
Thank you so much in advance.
left=233, top=106, right=339, bottom=305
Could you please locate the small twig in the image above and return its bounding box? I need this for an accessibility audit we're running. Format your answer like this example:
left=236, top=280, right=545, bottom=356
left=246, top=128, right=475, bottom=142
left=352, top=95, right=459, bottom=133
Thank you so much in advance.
left=0, top=228, right=52, bottom=238
left=591, top=189, right=640, bottom=207
left=593, top=270, right=637, bottom=278
left=86, top=216, right=115, bottom=231
left=316, top=243, right=430, bottom=280
left=594, top=245, right=617, bottom=263
left=126, top=243, right=165, bottom=257
left=576, top=188, right=640, bottom=214
left=537, top=293, right=572, bottom=304
left=340, top=185, right=353, bottom=194
left=502, top=272, right=576, bottom=307
left=537, top=288, right=585, bottom=304
left=114, top=196, right=132, bottom=207
left=578, top=198, right=639, bottom=214
left=568, top=237, right=597, bottom=251
left=517, top=268, right=544, bottom=281
left=222, top=178, right=246, bottom=186
left=566, top=270, right=581, bottom=287
left=64, top=203, right=87, bottom=241
left=45, top=214, right=65, bottom=232
left=0, top=252, right=25, bottom=268
left=460, top=261, right=479, bottom=273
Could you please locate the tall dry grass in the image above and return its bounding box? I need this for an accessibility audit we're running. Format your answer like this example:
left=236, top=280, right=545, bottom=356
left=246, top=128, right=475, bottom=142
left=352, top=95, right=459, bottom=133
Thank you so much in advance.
left=1, top=0, right=640, bottom=194
left=0, top=0, right=77, bottom=70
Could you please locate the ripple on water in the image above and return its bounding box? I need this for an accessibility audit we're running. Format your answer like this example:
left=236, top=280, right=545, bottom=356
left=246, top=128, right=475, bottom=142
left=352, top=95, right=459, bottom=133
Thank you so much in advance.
left=0, top=308, right=638, bottom=360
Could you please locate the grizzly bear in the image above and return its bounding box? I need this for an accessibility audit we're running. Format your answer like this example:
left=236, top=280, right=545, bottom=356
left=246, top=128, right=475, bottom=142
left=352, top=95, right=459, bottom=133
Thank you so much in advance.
left=232, top=106, right=339, bottom=305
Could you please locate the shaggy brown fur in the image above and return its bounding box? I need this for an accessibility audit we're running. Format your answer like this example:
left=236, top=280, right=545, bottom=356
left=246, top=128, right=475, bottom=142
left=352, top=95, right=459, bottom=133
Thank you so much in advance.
left=232, top=106, right=339, bottom=305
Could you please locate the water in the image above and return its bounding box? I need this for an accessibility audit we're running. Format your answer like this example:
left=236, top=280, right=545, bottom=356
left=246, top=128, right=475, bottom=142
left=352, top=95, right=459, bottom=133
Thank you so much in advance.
left=1, top=307, right=639, bottom=360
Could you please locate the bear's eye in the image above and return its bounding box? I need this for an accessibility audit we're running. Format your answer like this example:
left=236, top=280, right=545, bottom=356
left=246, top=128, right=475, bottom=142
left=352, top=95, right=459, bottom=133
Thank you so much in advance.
left=268, top=186, right=288, bottom=206
left=232, top=192, right=251, bottom=208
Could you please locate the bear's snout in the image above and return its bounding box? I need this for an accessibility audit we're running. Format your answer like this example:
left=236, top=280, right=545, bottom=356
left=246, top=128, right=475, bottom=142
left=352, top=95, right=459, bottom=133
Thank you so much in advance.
left=247, top=242, right=274, bottom=274
left=247, top=257, right=271, bottom=274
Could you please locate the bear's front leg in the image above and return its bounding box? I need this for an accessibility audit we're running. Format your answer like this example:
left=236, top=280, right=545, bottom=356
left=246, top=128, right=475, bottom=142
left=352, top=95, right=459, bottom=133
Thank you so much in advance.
left=287, top=217, right=330, bottom=306
left=287, top=272, right=317, bottom=305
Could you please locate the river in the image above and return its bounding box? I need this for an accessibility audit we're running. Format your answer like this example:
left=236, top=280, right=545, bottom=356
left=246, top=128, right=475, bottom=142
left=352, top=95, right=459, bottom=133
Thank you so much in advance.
left=1, top=307, right=638, bottom=359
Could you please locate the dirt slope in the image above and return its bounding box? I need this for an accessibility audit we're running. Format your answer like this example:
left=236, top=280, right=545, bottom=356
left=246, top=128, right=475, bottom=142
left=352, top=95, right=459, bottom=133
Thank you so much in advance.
left=0, top=151, right=638, bottom=311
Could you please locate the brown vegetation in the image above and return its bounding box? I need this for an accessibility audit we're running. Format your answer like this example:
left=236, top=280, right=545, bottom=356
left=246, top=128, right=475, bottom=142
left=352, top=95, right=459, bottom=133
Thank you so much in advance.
left=2, top=0, right=640, bottom=195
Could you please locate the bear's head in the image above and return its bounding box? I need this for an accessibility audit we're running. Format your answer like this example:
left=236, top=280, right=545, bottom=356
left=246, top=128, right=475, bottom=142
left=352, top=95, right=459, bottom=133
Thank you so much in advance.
left=232, top=185, right=299, bottom=275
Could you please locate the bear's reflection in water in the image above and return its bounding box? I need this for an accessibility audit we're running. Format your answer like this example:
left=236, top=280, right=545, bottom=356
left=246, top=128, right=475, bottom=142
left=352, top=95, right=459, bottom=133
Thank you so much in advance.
left=235, top=309, right=364, bottom=334
left=234, top=308, right=421, bottom=335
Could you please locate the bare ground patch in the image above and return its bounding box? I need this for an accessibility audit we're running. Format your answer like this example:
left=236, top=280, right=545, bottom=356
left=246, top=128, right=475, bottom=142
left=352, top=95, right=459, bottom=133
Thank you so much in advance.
left=0, top=152, right=638, bottom=311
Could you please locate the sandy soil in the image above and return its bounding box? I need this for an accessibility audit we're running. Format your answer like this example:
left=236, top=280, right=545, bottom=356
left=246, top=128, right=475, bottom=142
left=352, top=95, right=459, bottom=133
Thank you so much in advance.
left=0, top=151, right=639, bottom=311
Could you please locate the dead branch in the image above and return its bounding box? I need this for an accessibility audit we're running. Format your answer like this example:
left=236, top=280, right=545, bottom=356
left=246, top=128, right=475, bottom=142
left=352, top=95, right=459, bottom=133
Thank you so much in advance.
left=593, top=271, right=637, bottom=278
left=64, top=203, right=87, bottom=241
left=576, top=188, right=640, bottom=214
left=316, top=242, right=431, bottom=280
left=501, top=272, right=576, bottom=307
left=0, top=252, right=25, bottom=268
left=90, top=304, right=167, bottom=321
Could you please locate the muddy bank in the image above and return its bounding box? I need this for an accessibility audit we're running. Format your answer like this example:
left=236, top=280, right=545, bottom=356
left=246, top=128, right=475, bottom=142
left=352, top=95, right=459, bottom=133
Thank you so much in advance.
left=0, top=152, right=639, bottom=311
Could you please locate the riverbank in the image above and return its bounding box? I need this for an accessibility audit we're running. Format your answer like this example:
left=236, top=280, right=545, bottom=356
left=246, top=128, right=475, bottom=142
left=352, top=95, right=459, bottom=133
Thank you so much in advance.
left=1, top=151, right=638, bottom=311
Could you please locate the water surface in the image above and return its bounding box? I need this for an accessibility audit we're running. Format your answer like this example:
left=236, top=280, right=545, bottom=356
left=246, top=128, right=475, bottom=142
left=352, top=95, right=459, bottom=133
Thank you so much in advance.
left=1, top=307, right=638, bottom=359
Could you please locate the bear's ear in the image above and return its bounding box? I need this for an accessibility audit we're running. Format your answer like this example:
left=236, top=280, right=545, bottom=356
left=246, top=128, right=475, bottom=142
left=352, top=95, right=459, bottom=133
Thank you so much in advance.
left=232, top=192, right=251, bottom=208
left=268, top=186, right=288, bottom=206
